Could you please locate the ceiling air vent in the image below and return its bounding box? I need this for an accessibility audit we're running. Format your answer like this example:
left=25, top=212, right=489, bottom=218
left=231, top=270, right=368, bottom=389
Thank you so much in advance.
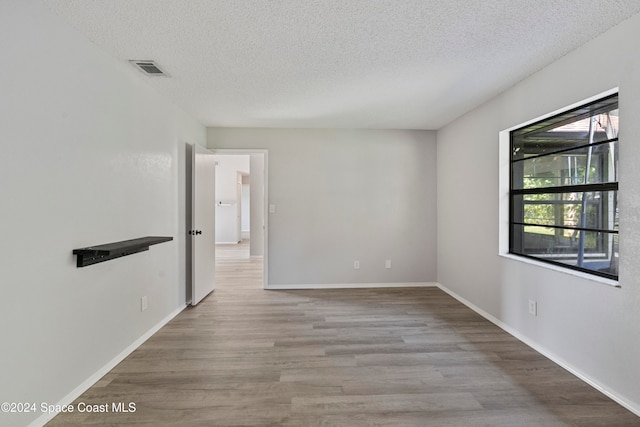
left=129, top=60, right=168, bottom=76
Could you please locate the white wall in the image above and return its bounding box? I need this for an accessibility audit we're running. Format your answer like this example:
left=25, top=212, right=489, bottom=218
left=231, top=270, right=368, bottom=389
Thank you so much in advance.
left=437, top=12, right=640, bottom=413
left=241, top=182, right=251, bottom=233
left=207, top=128, right=437, bottom=287
left=0, top=2, right=206, bottom=426
left=249, top=153, right=265, bottom=256
left=213, top=155, right=249, bottom=243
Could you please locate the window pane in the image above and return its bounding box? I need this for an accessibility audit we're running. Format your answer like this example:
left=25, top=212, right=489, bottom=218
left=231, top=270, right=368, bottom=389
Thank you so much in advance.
left=512, top=98, right=618, bottom=158
left=511, top=224, right=618, bottom=277
left=511, top=191, right=618, bottom=231
left=509, top=93, right=619, bottom=280
left=511, top=141, right=618, bottom=190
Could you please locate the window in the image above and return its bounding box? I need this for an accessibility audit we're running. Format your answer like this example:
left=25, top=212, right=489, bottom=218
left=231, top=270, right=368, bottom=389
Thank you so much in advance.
left=509, top=93, right=619, bottom=280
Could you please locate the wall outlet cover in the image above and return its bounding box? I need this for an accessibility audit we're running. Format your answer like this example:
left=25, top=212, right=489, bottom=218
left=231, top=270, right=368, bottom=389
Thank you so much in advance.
left=528, top=299, right=537, bottom=316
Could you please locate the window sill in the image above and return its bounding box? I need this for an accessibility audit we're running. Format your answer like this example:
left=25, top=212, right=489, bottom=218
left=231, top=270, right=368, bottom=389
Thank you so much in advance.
left=498, top=252, right=620, bottom=288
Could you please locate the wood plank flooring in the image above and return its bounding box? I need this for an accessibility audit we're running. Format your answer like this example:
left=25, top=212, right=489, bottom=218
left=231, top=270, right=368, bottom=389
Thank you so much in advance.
left=47, top=241, right=639, bottom=426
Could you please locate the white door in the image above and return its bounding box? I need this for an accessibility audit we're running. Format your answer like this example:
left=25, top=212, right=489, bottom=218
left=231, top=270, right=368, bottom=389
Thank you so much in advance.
left=190, top=144, right=216, bottom=305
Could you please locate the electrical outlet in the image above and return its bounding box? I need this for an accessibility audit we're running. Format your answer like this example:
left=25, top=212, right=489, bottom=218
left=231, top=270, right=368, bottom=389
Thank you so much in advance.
left=385, top=259, right=392, bottom=269
left=354, top=260, right=360, bottom=269
left=269, top=204, right=276, bottom=214
left=141, top=296, right=148, bottom=312
left=528, top=299, right=537, bottom=316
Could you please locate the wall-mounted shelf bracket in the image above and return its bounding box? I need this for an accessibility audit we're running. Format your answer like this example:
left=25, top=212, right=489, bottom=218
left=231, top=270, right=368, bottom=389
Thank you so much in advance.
left=72, top=236, right=173, bottom=267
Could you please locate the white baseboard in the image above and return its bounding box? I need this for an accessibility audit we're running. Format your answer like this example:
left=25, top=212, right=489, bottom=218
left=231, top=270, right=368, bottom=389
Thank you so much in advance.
left=435, top=283, right=640, bottom=418
left=29, top=305, right=187, bottom=427
left=267, top=282, right=437, bottom=290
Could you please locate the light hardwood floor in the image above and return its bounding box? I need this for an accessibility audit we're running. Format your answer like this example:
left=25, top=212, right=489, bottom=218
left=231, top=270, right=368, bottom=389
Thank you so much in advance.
left=47, top=241, right=639, bottom=426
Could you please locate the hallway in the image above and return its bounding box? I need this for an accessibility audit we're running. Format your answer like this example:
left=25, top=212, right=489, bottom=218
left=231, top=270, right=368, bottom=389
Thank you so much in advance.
left=215, top=239, right=263, bottom=291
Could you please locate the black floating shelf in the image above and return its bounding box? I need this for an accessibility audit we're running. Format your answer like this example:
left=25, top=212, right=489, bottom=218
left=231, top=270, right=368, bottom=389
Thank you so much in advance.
left=73, top=236, right=173, bottom=268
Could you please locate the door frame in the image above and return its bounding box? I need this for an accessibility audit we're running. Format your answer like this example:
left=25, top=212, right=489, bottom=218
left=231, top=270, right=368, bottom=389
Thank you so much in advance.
left=211, top=149, right=269, bottom=289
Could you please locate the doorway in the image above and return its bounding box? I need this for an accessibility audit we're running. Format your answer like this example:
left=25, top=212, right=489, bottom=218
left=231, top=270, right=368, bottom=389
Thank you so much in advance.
left=211, top=150, right=268, bottom=289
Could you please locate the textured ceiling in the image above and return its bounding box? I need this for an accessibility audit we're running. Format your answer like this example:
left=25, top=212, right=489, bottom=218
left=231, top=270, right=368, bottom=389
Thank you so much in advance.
left=42, top=0, right=640, bottom=130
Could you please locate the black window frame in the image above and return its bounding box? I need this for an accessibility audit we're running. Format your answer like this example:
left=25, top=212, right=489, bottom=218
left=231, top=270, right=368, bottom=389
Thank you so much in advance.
left=509, top=93, right=619, bottom=281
